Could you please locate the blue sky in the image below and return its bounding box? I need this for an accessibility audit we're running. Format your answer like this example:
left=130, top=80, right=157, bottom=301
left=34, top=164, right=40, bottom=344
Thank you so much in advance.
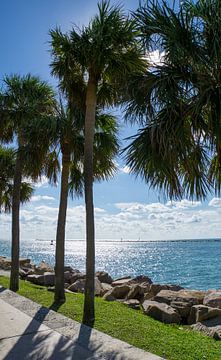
left=0, top=0, right=221, bottom=241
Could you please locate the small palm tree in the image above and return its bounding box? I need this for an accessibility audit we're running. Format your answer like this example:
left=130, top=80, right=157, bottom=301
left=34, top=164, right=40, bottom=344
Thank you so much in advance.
left=0, top=146, right=34, bottom=214
left=50, top=0, right=146, bottom=325
left=0, top=74, right=56, bottom=292
left=53, top=102, right=118, bottom=304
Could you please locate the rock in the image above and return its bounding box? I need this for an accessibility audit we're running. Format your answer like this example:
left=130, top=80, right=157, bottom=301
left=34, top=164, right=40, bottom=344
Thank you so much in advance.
left=170, top=301, right=192, bottom=321
left=95, top=271, right=113, bottom=284
left=127, top=284, right=148, bottom=300
left=64, top=266, right=79, bottom=273
left=203, top=291, right=221, bottom=309
left=143, top=284, right=183, bottom=301
left=94, top=277, right=102, bottom=296
left=112, top=275, right=152, bottom=287
left=100, top=283, right=113, bottom=296
left=142, top=300, right=181, bottom=324
left=19, top=269, right=28, bottom=279
left=68, top=277, right=101, bottom=295
left=19, top=258, right=31, bottom=267
left=26, top=274, right=45, bottom=286
left=112, top=277, right=131, bottom=287
left=103, top=285, right=131, bottom=300
left=154, top=289, right=206, bottom=306
left=26, top=272, right=55, bottom=286
left=69, top=272, right=86, bottom=284
left=43, top=272, right=55, bottom=286
left=47, top=286, right=55, bottom=292
left=64, top=271, right=73, bottom=282
left=188, top=305, right=221, bottom=325
left=0, top=257, right=31, bottom=270
left=34, top=261, right=53, bottom=274
left=128, top=275, right=152, bottom=285
left=192, top=320, right=221, bottom=340
left=123, top=299, right=140, bottom=309
left=103, top=292, right=116, bottom=301
left=68, top=279, right=85, bottom=293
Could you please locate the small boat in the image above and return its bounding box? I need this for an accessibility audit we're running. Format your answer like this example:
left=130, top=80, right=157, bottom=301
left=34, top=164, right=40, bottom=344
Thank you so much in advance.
left=50, top=240, right=54, bottom=245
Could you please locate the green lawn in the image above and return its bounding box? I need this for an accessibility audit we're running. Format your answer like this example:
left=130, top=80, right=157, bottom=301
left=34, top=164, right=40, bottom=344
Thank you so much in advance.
left=0, top=276, right=220, bottom=360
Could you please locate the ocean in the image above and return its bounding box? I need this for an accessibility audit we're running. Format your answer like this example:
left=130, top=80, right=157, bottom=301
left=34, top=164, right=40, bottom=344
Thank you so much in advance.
left=0, top=238, right=220, bottom=290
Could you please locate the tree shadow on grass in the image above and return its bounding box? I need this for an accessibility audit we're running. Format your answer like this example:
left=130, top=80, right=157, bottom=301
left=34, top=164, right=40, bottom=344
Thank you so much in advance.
left=1, top=289, right=140, bottom=359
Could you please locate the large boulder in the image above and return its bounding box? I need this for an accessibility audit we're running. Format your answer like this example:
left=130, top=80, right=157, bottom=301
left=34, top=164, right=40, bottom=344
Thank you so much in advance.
left=154, top=289, right=206, bottom=306
left=68, top=279, right=85, bottom=293
left=203, top=291, right=221, bottom=309
left=128, top=275, right=152, bottom=286
left=103, top=285, right=131, bottom=300
left=112, top=275, right=152, bottom=287
left=170, top=301, right=192, bottom=321
left=94, top=277, right=102, bottom=296
left=34, top=261, right=53, bottom=274
left=64, top=266, right=80, bottom=273
left=192, top=318, right=221, bottom=340
left=0, top=257, right=31, bottom=270
left=95, top=271, right=113, bottom=284
left=100, top=283, right=113, bottom=296
left=26, top=274, right=45, bottom=286
left=69, top=272, right=86, bottom=284
left=43, top=272, right=55, bottom=286
left=127, top=284, right=148, bottom=300
left=142, top=300, right=181, bottom=324
left=64, top=271, right=73, bottom=282
left=26, top=272, right=55, bottom=286
left=68, top=277, right=102, bottom=296
left=188, top=305, right=221, bottom=325
left=122, top=299, right=140, bottom=310
left=112, top=277, right=131, bottom=287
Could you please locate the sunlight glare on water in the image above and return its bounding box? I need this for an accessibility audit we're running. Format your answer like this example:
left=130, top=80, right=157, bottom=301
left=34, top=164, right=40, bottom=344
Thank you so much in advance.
left=0, top=238, right=220, bottom=290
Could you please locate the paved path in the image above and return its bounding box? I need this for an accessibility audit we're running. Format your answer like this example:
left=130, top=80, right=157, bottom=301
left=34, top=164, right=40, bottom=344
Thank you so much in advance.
left=0, top=286, right=163, bottom=360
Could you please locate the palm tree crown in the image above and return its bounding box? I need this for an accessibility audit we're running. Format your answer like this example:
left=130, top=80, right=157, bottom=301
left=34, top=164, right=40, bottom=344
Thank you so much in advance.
left=124, top=0, right=221, bottom=200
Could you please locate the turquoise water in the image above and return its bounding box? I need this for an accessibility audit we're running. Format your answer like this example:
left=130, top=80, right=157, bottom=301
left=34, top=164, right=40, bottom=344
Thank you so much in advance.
left=0, top=238, right=220, bottom=290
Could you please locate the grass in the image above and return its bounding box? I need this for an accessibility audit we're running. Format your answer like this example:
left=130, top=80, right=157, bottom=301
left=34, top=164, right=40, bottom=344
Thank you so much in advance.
left=0, top=276, right=220, bottom=360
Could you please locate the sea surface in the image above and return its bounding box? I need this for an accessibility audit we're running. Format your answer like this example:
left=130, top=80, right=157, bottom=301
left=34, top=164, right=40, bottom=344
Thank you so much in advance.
left=0, top=238, right=220, bottom=290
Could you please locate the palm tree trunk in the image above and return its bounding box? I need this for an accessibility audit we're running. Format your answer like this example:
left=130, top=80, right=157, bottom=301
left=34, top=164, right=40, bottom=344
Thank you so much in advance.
left=54, top=149, right=70, bottom=303
left=83, top=75, right=97, bottom=326
left=10, top=146, right=22, bottom=292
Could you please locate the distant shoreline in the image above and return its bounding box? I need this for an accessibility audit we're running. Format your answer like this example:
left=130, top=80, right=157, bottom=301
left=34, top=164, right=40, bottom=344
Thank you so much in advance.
left=1, top=237, right=221, bottom=243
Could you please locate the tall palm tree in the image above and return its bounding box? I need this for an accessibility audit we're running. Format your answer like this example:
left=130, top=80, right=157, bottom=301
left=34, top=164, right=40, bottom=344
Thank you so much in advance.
left=0, top=146, right=34, bottom=213
left=53, top=102, right=118, bottom=304
left=0, top=74, right=56, bottom=292
left=50, top=0, right=146, bottom=325
left=123, top=0, right=221, bottom=198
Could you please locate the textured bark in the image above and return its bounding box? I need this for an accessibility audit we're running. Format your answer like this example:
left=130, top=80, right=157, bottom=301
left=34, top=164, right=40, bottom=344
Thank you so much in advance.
left=83, top=76, right=97, bottom=326
left=10, top=146, right=22, bottom=292
left=54, top=149, right=71, bottom=303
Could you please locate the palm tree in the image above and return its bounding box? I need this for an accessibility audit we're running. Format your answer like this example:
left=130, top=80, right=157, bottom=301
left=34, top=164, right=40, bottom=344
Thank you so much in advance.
left=123, top=0, right=221, bottom=199
left=0, top=146, right=34, bottom=213
left=0, top=74, right=56, bottom=292
left=53, top=102, right=118, bottom=304
left=50, top=0, right=146, bottom=325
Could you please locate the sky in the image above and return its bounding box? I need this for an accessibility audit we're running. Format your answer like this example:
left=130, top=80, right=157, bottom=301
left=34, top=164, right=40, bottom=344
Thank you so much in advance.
left=0, top=0, right=221, bottom=241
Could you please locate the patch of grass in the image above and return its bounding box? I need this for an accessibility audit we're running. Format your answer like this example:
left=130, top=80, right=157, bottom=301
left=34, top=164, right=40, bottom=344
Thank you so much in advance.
left=0, top=276, right=220, bottom=360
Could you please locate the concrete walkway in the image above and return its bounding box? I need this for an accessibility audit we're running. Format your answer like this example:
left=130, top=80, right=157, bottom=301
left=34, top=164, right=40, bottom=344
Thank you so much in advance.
left=0, top=286, right=163, bottom=360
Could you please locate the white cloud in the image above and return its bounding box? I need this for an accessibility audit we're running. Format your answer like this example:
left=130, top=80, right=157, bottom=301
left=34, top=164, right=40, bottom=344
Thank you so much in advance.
left=121, top=166, right=130, bottom=174
left=209, top=198, right=221, bottom=207
left=34, top=176, right=49, bottom=188
left=1, top=199, right=221, bottom=241
left=166, top=199, right=201, bottom=209
left=31, top=195, right=55, bottom=202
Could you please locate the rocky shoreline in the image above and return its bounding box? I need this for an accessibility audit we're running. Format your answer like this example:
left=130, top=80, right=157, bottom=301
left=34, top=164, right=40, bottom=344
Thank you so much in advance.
left=0, top=256, right=221, bottom=340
